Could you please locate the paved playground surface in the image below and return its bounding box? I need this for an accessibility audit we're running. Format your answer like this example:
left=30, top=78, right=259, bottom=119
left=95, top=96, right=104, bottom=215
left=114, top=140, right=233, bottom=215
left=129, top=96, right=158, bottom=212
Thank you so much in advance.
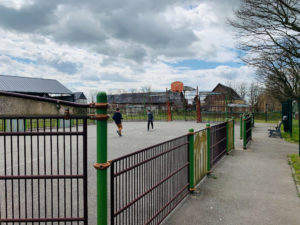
left=163, top=123, right=300, bottom=225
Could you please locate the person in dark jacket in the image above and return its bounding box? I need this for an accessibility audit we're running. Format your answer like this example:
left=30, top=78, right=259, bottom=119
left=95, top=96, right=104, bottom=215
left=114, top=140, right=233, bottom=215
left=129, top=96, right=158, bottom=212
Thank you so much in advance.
left=112, top=108, right=123, bottom=136
left=147, top=110, right=154, bottom=131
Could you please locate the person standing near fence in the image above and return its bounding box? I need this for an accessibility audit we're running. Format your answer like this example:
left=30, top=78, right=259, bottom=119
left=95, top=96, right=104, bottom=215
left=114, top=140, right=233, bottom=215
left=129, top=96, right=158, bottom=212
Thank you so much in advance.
left=147, top=109, right=154, bottom=131
left=113, top=108, right=123, bottom=136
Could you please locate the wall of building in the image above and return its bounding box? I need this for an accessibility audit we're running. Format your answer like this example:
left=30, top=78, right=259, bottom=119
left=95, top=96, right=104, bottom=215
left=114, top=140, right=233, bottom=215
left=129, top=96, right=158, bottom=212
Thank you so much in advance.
left=0, top=95, right=87, bottom=116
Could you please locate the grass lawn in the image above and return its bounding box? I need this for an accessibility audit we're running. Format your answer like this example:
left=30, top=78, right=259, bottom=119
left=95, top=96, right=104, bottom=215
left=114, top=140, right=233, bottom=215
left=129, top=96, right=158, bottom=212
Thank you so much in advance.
left=282, top=119, right=299, bottom=144
left=288, top=154, right=300, bottom=196
left=254, top=119, right=279, bottom=124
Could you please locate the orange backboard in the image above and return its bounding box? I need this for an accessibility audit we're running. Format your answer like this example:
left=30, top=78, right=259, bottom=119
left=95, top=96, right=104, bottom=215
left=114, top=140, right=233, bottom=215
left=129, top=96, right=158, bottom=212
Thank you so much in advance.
left=171, top=81, right=184, bottom=92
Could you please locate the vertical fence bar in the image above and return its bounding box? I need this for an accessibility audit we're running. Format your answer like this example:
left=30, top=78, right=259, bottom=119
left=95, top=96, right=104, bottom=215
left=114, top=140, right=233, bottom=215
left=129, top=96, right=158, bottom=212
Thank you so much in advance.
left=288, top=99, right=293, bottom=136
left=232, top=117, right=235, bottom=149
left=226, top=120, right=229, bottom=154
left=243, top=116, right=247, bottom=149
left=83, top=118, right=88, bottom=225
left=206, top=124, right=211, bottom=173
left=265, top=104, right=268, bottom=122
left=188, top=129, right=195, bottom=192
left=96, top=92, right=108, bottom=225
left=240, top=114, right=242, bottom=140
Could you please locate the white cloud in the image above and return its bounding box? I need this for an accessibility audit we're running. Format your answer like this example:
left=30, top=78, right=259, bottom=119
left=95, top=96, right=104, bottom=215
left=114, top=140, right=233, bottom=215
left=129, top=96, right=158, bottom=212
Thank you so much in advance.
left=0, top=0, right=256, bottom=98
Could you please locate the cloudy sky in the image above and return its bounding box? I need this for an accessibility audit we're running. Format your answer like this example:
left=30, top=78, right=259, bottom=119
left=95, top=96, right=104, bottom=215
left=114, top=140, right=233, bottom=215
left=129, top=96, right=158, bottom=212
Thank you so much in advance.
left=0, top=0, right=255, bottom=97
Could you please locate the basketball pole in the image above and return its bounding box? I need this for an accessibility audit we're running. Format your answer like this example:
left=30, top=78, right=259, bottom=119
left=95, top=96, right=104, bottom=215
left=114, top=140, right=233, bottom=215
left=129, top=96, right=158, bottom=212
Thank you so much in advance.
left=196, top=86, right=202, bottom=123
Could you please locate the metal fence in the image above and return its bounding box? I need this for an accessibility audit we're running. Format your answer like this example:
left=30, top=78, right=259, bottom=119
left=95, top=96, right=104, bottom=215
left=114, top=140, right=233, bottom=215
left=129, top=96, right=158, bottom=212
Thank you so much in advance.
left=110, top=135, right=190, bottom=225
left=193, top=129, right=207, bottom=186
left=109, top=120, right=235, bottom=225
left=210, top=122, right=227, bottom=167
left=0, top=118, right=95, bottom=132
left=0, top=115, right=88, bottom=224
left=105, top=106, right=248, bottom=123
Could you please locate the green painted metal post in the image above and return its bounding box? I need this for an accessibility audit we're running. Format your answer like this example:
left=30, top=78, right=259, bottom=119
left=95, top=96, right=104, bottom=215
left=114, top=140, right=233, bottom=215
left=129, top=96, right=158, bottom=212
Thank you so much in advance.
left=243, top=116, right=247, bottom=149
left=206, top=123, right=211, bottom=173
left=96, top=92, right=108, bottom=225
left=226, top=119, right=229, bottom=154
left=288, top=99, right=293, bottom=136
left=188, top=128, right=195, bottom=192
left=240, top=114, right=243, bottom=140
left=232, top=117, right=235, bottom=149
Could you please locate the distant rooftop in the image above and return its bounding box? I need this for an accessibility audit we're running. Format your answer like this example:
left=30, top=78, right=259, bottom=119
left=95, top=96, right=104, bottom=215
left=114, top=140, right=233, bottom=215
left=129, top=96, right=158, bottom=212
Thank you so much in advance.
left=108, top=91, right=183, bottom=104
left=73, top=92, right=87, bottom=100
left=0, top=75, right=72, bottom=94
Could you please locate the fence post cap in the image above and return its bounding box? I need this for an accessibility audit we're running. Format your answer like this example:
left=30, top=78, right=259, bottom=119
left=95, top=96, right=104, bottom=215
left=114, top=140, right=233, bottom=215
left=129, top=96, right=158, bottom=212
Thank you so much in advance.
left=189, top=128, right=194, bottom=132
left=96, top=92, right=107, bottom=102
left=206, top=123, right=211, bottom=128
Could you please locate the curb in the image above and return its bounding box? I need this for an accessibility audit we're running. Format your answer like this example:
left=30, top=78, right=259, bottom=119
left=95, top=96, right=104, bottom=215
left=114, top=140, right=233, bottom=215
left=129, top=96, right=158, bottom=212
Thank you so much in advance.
left=288, top=158, right=300, bottom=197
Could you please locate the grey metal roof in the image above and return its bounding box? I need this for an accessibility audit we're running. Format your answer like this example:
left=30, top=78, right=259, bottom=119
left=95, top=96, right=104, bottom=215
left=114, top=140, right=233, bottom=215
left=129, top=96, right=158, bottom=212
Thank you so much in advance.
left=183, top=86, right=196, bottom=91
left=73, top=92, right=87, bottom=100
left=0, top=75, right=72, bottom=94
left=108, top=91, right=184, bottom=104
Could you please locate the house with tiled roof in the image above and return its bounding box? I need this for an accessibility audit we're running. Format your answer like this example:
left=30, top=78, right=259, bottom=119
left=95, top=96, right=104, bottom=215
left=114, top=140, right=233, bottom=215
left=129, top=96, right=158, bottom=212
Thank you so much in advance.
left=204, top=83, right=249, bottom=112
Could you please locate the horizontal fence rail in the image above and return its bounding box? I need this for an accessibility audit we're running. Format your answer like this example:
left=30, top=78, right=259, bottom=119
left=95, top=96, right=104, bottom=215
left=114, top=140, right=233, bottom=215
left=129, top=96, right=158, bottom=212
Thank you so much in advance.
left=210, top=122, right=227, bottom=167
left=0, top=116, right=88, bottom=224
left=110, top=135, right=189, bottom=225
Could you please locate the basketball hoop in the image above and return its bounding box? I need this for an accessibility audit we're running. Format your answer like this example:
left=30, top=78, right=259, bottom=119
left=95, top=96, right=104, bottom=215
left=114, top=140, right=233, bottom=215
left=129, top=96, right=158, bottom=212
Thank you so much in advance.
left=171, top=81, right=184, bottom=92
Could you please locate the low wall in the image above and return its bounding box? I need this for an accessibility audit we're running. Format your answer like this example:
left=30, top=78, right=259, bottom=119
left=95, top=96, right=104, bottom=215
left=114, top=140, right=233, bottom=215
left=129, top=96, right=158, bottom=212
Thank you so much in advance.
left=0, top=95, right=87, bottom=116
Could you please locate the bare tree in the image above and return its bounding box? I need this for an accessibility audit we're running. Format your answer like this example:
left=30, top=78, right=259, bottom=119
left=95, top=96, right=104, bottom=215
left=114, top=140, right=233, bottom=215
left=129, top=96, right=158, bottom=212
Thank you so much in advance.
left=116, top=89, right=126, bottom=94
left=140, top=86, right=152, bottom=104
left=129, top=88, right=137, bottom=93
left=248, top=82, right=263, bottom=111
left=229, top=0, right=300, bottom=101
left=88, top=89, right=98, bottom=103
left=140, top=86, right=151, bottom=93
left=256, top=50, right=300, bottom=101
left=225, top=81, right=248, bottom=101
left=237, top=82, right=248, bottom=100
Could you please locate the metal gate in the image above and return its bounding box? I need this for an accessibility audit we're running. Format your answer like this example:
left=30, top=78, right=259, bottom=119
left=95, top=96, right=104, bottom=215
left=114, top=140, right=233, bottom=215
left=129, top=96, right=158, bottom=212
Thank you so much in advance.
left=0, top=115, right=88, bottom=224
